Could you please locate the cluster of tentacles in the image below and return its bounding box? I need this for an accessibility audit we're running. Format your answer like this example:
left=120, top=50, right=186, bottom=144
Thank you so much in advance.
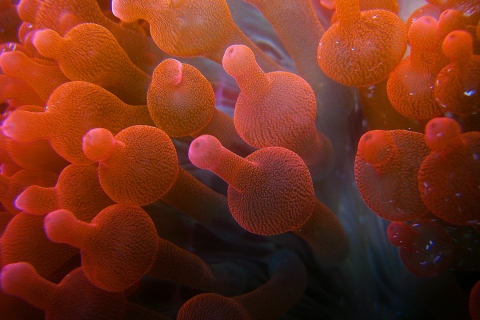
left=0, top=0, right=479, bottom=319
left=351, top=1, right=480, bottom=318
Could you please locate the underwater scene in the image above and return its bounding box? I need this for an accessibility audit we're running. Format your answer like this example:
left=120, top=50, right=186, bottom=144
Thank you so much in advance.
left=0, top=0, right=479, bottom=319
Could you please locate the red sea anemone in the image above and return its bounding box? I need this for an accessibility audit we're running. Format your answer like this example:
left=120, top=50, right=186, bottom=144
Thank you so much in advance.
left=0, top=0, right=479, bottom=319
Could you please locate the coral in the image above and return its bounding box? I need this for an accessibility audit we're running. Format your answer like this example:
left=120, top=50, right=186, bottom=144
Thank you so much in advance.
left=0, top=0, right=479, bottom=319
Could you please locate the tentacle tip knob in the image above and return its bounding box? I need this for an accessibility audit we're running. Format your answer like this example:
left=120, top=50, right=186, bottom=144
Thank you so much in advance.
left=188, top=134, right=223, bottom=170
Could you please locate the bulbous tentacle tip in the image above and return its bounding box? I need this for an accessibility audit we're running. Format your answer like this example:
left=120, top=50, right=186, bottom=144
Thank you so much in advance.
left=411, top=14, right=438, bottom=28
left=158, top=58, right=183, bottom=86
left=188, top=134, right=224, bottom=170
left=438, top=9, right=466, bottom=34
left=14, top=185, right=47, bottom=214
left=357, top=130, right=396, bottom=171
left=408, top=16, right=438, bottom=50
left=424, top=117, right=462, bottom=151
left=1, top=114, right=24, bottom=142
left=16, top=0, right=40, bottom=23
left=111, top=0, right=133, bottom=23
left=442, top=30, right=473, bottom=62
left=0, top=121, right=12, bottom=139
left=0, top=52, right=37, bottom=86
left=44, top=209, right=77, bottom=244
left=222, top=44, right=256, bottom=75
left=110, top=0, right=124, bottom=20
left=0, top=262, right=35, bottom=295
left=387, top=221, right=415, bottom=247
left=32, top=29, right=61, bottom=57
left=82, top=128, right=118, bottom=162
left=111, top=0, right=149, bottom=23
